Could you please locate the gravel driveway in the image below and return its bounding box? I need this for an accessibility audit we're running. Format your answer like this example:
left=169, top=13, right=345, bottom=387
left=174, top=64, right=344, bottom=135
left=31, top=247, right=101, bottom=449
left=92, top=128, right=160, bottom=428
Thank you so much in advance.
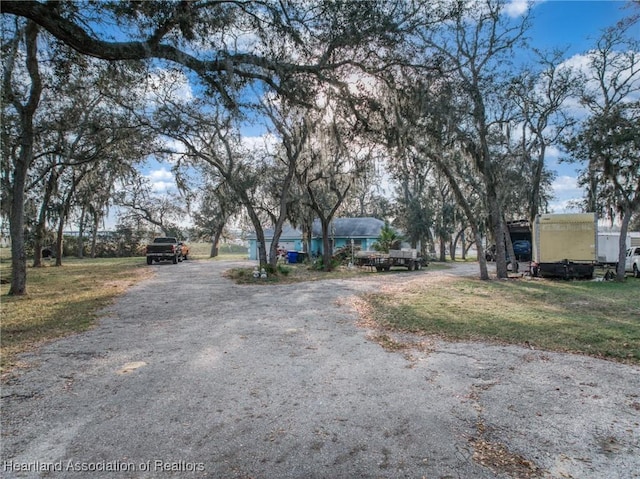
left=2, top=260, right=639, bottom=479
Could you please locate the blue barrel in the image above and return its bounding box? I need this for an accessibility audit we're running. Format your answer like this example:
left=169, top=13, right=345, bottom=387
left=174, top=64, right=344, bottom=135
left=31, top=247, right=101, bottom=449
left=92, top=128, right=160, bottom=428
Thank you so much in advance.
left=287, top=251, right=298, bottom=263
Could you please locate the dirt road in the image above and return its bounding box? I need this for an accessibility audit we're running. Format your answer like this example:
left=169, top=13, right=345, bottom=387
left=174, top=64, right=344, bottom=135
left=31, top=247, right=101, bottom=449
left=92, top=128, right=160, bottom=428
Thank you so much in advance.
left=2, top=260, right=639, bottom=478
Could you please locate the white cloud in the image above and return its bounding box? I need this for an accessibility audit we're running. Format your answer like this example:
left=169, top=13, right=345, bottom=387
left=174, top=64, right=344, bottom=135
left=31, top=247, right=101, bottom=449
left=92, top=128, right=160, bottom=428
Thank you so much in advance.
left=561, top=52, right=591, bottom=71
left=548, top=175, right=584, bottom=213
left=545, top=145, right=561, bottom=161
left=552, top=175, right=579, bottom=194
left=159, top=137, right=187, bottom=161
left=559, top=50, right=640, bottom=116
left=146, top=167, right=175, bottom=193
left=148, top=168, right=174, bottom=182
left=547, top=198, right=583, bottom=214
left=139, top=69, right=194, bottom=104
left=241, top=133, right=278, bottom=154
left=504, top=0, right=530, bottom=18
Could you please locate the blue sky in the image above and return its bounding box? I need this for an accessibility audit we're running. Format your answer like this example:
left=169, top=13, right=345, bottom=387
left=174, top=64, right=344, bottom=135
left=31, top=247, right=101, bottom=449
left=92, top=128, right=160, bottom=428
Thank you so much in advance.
left=527, top=0, right=634, bottom=56
left=523, top=0, right=637, bottom=212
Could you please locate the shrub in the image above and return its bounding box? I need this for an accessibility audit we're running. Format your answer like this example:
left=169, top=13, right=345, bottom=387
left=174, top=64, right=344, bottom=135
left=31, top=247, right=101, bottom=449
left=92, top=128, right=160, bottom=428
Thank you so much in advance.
left=332, top=245, right=361, bottom=265
left=312, top=255, right=340, bottom=271
left=277, top=264, right=291, bottom=276
left=372, top=221, right=403, bottom=253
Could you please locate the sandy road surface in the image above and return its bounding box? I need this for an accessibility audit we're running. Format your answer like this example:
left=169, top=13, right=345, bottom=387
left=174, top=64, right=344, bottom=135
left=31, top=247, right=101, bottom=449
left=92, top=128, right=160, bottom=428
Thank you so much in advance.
left=1, top=260, right=639, bottom=479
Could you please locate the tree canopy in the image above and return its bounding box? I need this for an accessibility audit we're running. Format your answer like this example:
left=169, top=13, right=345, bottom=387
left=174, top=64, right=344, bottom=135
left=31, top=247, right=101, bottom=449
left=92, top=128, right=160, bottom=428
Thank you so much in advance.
left=2, top=0, right=640, bottom=292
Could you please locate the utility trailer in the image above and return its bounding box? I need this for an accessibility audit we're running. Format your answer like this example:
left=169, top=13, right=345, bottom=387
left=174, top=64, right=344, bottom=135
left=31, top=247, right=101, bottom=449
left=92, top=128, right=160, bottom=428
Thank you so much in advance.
left=532, top=213, right=597, bottom=279
left=355, top=249, right=426, bottom=272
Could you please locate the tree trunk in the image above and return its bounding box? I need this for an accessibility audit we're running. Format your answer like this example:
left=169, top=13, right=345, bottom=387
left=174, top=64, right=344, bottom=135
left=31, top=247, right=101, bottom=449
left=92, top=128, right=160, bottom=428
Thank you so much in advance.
left=451, top=228, right=466, bottom=261
left=77, top=203, right=86, bottom=258
left=55, top=215, right=64, bottom=267
left=55, top=184, right=76, bottom=266
left=302, top=217, right=313, bottom=255
left=488, top=192, right=508, bottom=279
left=9, top=167, right=29, bottom=294
left=529, top=146, right=546, bottom=226
left=464, top=237, right=475, bottom=260
left=617, top=209, right=632, bottom=281
left=32, top=168, right=58, bottom=267
left=90, top=210, right=99, bottom=258
left=321, top=219, right=332, bottom=272
left=439, top=234, right=446, bottom=262
left=243, top=202, right=267, bottom=266
left=55, top=196, right=72, bottom=266
left=504, top=225, right=517, bottom=274
left=32, top=195, right=47, bottom=268
left=7, top=22, right=42, bottom=295
left=474, top=230, right=489, bottom=279
left=210, top=229, right=222, bottom=258
left=432, top=157, right=489, bottom=279
left=268, top=165, right=296, bottom=268
left=460, top=230, right=467, bottom=260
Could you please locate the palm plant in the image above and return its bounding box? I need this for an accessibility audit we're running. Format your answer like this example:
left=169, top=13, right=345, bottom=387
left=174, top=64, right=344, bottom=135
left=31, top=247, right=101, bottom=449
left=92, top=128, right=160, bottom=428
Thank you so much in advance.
left=372, top=221, right=403, bottom=253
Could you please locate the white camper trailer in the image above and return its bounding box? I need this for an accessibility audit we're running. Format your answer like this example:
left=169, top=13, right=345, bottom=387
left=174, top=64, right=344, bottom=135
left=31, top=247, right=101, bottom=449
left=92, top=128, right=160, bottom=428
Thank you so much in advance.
left=597, top=232, right=640, bottom=264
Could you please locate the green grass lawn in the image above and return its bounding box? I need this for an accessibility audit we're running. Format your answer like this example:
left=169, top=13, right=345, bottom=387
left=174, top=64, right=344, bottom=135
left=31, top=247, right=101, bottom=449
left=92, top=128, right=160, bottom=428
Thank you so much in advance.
left=363, top=276, right=640, bottom=363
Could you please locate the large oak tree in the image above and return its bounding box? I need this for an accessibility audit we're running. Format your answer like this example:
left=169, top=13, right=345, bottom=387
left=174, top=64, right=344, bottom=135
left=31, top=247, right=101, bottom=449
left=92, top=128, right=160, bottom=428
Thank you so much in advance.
left=2, top=0, right=407, bottom=292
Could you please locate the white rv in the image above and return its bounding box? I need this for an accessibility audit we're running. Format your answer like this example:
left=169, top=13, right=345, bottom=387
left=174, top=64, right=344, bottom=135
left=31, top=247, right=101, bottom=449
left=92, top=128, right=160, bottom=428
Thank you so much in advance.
left=597, top=232, right=640, bottom=265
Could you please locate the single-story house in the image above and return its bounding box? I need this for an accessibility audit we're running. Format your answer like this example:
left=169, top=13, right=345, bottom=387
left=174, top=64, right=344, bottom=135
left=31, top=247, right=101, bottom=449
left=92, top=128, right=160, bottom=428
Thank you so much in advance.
left=247, top=217, right=387, bottom=261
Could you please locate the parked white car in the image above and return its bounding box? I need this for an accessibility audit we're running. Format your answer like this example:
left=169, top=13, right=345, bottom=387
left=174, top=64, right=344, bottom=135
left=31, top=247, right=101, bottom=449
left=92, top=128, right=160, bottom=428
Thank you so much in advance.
left=625, top=247, right=640, bottom=278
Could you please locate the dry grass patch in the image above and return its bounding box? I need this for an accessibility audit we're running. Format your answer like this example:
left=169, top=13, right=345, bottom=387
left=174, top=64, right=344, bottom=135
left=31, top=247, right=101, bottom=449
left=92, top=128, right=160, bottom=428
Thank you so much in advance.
left=471, top=436, right=545, bottom=478
left=1, top=257, right=152, bottom=372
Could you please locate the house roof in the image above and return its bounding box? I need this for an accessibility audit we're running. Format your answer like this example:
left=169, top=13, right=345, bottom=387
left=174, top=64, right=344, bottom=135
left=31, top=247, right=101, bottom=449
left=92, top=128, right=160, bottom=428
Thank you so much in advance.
left=248, top=217, right=385, bottom=240
left=248, top=224, right=302, bottom=240
left=312, top=217, right=385, bottom=237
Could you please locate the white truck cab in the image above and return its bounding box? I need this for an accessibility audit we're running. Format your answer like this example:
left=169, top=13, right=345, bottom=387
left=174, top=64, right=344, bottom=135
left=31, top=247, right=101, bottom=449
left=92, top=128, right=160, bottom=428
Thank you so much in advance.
left=625, top=247, right=640, bottom=278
